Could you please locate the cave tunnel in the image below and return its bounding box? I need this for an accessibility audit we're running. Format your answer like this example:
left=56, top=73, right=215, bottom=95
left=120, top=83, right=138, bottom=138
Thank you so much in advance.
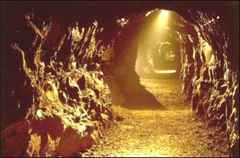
left=108, top=8, right=228, bottom=109
left=109, top=9, right=186, bottom=107
left=1, top=1, right=239, bottom=157
left=135, top=10, right=182, bottom=78
left=101, top=7, right=239, bottom=156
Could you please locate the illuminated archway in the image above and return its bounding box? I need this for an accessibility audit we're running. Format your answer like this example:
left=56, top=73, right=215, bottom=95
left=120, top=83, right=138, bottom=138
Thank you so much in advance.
left=109, top=9, right=194, bottom=107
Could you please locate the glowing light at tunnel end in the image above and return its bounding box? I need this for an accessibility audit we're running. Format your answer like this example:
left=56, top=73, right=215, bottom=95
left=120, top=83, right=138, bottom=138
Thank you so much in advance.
left=157, top=9, right=170, bottom=27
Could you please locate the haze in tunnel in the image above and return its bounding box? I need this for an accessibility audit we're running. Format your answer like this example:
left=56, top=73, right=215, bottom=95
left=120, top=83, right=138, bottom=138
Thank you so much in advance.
left=86, top=8, right=233, bottom=156
left=135, top=9, right=183, bottom=80
left=110, top=9, right=193, bottom=109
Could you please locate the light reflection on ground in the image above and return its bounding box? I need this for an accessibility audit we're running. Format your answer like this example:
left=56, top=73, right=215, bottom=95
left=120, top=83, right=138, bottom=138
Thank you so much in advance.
left=82, top=79, right=229, bottom=157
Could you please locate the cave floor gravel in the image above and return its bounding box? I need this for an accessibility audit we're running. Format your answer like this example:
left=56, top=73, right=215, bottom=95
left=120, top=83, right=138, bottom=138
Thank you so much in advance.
left=82, top=78, right=229, bottom=157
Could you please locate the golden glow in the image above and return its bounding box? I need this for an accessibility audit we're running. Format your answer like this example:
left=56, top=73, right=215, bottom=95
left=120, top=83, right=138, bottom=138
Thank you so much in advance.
left=153, top=69, right=176, bottom=74
left=145, top=9, right=156, bottom=17
left=200, top=37, right=212, bottom=64
left=157, top=10, right=170, bottom=27
left=136, top=9, right=174, bottom=77
left=117, top=152, right=173, bottom=157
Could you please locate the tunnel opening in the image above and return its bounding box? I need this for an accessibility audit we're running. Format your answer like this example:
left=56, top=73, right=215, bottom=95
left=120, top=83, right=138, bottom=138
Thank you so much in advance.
left=132, top=9, right=187, bottom=110
left=109, top=9, right=196, bottom=108
left=135, top=9, right=182, bottom=79
left=110, top=8, right=229, bottom=111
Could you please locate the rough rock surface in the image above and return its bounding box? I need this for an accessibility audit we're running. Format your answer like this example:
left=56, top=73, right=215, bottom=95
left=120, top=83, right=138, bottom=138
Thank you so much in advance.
left=1, top=15, right=112, bottom=157
left=180, top=11, right=239, bottom=156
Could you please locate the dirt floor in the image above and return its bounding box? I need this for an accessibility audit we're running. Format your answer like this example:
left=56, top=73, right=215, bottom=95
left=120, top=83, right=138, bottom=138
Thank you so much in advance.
left=82, top=78, right=229, bottom=157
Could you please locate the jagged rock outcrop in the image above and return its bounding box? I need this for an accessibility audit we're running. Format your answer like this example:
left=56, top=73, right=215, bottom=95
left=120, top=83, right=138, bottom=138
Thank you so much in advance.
left=180, top=11, right=239, bottom=156
left=1, top=14, right=112, bottom=157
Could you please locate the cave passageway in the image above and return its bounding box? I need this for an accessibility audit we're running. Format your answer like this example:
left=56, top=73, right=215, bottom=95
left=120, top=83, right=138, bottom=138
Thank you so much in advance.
left=111, top=9, right=185, bottom=108
left=135, top=10, right=182, bottom=79
left=94, top=8, right=232, bottom=151
left=1, top=2, right=238, bottom=157
left=86, top=8, right=237, bottom=157
left=83, top=78, right=229, bottom=157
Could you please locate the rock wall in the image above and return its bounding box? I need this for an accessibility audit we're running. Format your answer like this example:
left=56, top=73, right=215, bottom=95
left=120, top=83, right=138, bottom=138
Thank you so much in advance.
left=181, top=11, right=239, bottom=156
left=1, top=15, right=113, bottom=157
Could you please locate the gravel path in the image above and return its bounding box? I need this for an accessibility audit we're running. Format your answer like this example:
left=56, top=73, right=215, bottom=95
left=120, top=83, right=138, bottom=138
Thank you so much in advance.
left=82, top=78, right=229, bottom=157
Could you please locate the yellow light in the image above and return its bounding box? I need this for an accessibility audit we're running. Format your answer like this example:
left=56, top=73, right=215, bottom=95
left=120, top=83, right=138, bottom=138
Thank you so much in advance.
left=153, top=69, right=176, bottom=74
left=135, top=9, right=173, bottom=77
left=200, top=37, right=212, bottom=64
left=118, top=152, right=173, bottom=157
left=157, top=10, right=170, bottom=27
